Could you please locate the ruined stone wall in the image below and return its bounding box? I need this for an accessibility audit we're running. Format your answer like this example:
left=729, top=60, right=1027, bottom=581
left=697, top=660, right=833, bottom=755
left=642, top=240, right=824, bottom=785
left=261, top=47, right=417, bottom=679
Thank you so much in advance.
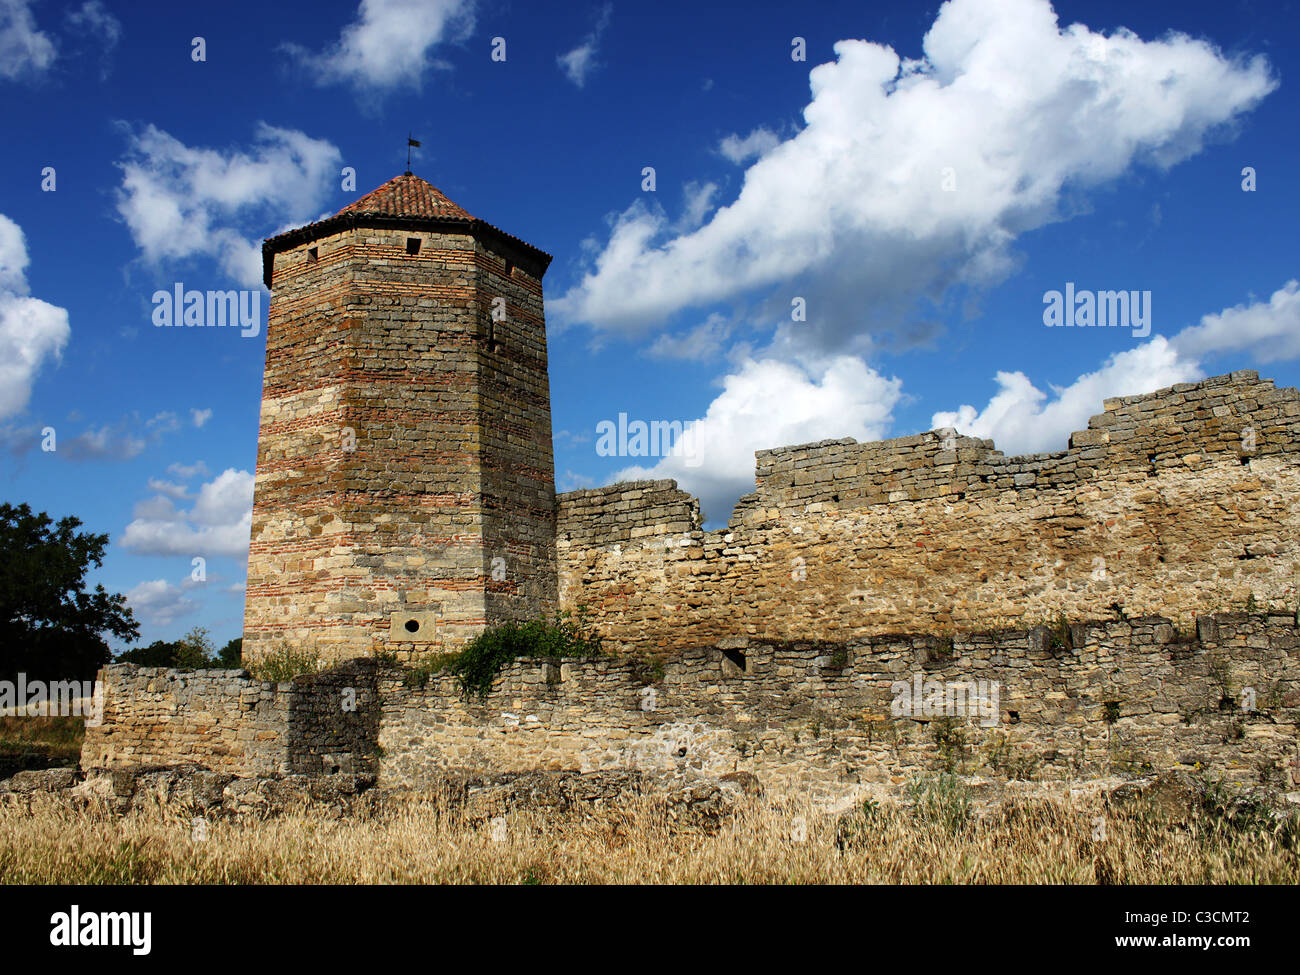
left=83, top=616, right=1299, bottom=803
left=557, top=372, right=1300, bottom=657
left=246, top=223, right=557, bottom=665
left=81, top=666, right=289, bottom=775
left=81, top=662, right=381, bottom=778
left=377, top=613, right=1300, bottom=802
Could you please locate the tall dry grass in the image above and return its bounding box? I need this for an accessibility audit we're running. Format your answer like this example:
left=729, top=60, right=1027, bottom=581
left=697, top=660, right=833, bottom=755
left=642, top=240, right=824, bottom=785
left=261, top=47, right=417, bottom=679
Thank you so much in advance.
left=1, top=791, right=1295, bottom=884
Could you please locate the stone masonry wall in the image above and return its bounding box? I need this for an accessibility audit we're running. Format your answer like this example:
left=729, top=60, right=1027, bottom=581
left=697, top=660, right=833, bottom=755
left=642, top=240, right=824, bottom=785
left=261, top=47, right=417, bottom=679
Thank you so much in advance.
left=378, top=612, right=1300, bottom=802
left=246, top=221, right=557, bottom=665
left=557, top=372, right=1300, bottom=657
left=83, top=615, right=1299, bottom=805
left=81, top=662, right=381, bottom=778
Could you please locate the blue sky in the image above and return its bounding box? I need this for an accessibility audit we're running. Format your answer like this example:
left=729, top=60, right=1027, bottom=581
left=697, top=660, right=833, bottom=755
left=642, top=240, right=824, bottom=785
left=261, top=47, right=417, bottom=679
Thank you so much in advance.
left=0, top=0, right=1296, bottom=650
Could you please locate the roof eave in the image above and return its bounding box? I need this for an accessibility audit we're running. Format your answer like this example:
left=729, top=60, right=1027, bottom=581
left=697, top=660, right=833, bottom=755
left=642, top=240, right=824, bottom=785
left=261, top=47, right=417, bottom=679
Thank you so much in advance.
left=261, top=212, right=554, bottom=289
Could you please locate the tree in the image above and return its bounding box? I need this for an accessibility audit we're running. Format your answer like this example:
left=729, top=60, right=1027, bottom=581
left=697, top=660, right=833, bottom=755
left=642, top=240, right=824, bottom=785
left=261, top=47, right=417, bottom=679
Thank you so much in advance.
left=115, top=640, right=180, bottom=666
left=217, top=637, right=242, bottom=668
left=0, top=502, right=139, bottom=681
left=172, top=627, right=215, bottom=668
left=113, top=632, right=243, bottom=670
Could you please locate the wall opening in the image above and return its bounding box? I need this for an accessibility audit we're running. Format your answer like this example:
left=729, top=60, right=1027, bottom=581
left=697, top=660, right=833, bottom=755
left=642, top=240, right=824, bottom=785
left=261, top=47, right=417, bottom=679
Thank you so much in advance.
left=406, top=237, right=422, bottom=256
left=720, top=646, right=747, bottom=675
left=307, top=247, right=318, bottom=263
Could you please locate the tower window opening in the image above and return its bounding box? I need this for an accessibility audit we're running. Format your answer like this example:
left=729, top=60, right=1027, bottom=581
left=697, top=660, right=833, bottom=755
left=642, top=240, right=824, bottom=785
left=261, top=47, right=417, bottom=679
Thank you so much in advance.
left=406, top=237, right=422, bottom=256
left=307, top=247, right=318, bottom=263
left=504, top=259, right=514, bottom=276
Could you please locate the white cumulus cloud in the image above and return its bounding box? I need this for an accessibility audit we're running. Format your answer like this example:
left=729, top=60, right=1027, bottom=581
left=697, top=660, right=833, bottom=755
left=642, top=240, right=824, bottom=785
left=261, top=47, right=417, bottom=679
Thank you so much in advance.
left=123, top=468, right=254, bottom=558
left=553, top=0, right=1275, bottom=352
left=115, top=123, right=342, bottom=288
left=611, top=356, right=901, bottom=523
left=126, top=578, right=199, bottom=627
left=1171, top=280, right=1300, bottom=364
left=931, top=281, right=1300, bottom=456
left=717, top=127, right=780, bottom=165
left=0, top=214, right=69, bottom=419
left=288, top=0, right=475, bottom=92
left=931, top=337, right=1201, bottom=455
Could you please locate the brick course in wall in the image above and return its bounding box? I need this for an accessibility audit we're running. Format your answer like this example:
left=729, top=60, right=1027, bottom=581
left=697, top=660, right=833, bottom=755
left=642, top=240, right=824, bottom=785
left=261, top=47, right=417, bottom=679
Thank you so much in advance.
left=244, top=174, right=557, bottom=664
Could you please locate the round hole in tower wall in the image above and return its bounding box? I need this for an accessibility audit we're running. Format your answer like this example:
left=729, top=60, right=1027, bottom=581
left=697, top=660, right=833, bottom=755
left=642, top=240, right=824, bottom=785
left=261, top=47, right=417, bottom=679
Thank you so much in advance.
left=405, top=619, right=420, bottom=633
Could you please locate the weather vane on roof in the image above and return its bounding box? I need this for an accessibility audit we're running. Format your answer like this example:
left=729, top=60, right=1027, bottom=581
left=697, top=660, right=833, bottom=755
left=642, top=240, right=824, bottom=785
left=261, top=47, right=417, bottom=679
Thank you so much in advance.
left=406, top=134, right=421, bottom=174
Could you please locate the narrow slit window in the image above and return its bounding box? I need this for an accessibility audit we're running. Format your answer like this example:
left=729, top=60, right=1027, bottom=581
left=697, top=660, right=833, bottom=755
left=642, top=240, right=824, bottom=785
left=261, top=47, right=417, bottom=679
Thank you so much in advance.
left=406, top=237, right=422, bottom=256
left=504, top=259, right=515, bottom=276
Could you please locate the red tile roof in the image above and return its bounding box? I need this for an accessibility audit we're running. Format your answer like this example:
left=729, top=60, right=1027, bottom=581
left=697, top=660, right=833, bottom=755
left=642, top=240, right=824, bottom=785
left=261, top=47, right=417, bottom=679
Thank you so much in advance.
left=336, top=172, right=474, bottom=222
left=261, top=172, right=551, bottom=288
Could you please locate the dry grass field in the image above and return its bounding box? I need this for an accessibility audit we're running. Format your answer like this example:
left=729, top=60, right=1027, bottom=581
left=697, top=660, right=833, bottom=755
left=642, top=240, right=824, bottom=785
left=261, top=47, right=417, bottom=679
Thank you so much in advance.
left=2, top=785, right=1296, bottom=885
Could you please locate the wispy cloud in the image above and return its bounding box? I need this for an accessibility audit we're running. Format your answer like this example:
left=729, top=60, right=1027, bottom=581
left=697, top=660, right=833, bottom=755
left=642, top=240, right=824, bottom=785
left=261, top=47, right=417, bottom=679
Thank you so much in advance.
left=0, top=0, right=56, bottom=82
left=286, top=0, right=475, bottom=94
left=557, top=3, right=612, bottom=88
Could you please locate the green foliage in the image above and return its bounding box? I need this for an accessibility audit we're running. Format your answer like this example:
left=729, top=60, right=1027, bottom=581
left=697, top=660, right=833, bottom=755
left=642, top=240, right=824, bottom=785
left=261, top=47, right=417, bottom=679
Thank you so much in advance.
left=984, top=731, right=1039, bottom=780
left=0, top=502, right=138, bottom=681
left=1103, top=700, right=1122, bottom=724
left=1199, top=776, right=1296, bottom=846
left=402, top=652, right=460, bottom=689
left=115, top=640, right=180, bottom=667
left=907, top=773, right=972, bottom=835
left=835, top=796, right=882, bottom=850
left=248, top=642, right=323, bottom=682
left=930, top=635, right=955, bottom=661
left=216, top=638, right=242, bottom=668
left=172, top=627, right=216, bottom=669
left=1045, top=614, right=1073, bottom=654
left=115, top=628, right=241, bottom=670
left=627, top=654, right=666, bottom=686
left=435, top=610, right=605, bottom=699
left=930, top=716, right=968, bottom=772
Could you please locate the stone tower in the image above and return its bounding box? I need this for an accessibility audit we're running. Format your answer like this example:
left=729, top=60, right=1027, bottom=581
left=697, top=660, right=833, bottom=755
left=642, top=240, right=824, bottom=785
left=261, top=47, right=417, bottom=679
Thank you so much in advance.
left=244, top=172, right=557, bottom=664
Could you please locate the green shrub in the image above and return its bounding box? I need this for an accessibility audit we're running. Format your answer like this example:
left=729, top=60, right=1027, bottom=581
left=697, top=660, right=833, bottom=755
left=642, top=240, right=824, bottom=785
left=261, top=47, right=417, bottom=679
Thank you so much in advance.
left=627, top=655, right=666, bottom=686
left=930, top=716, right=968, bottom=772
left=249, top=642, right=322, bottom=682
left=402, top=652, right=460, bottom=689
left=907, top=772, right=972, bottom=835
left=437, top=610, right=605, bottom=699
left=835, top=796, right=882, bottom=849
left=1045, top=614, right=1073, bottom=654
left=930, top=635, right=954, bottom=661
